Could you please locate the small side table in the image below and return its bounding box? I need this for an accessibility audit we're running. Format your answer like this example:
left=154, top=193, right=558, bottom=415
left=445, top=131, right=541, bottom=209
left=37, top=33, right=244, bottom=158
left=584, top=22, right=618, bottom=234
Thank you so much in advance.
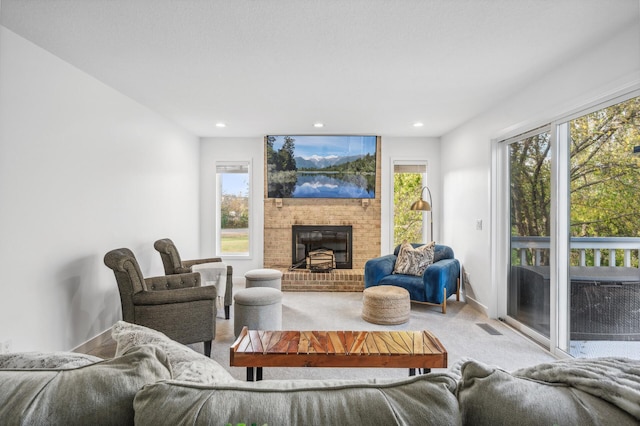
left=192, top=262, right=228, bottom=318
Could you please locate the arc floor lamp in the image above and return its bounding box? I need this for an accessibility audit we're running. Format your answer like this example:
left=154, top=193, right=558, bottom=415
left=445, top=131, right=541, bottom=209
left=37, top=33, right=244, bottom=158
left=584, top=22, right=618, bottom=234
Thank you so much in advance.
left=410, top=186, right=433, bottom=241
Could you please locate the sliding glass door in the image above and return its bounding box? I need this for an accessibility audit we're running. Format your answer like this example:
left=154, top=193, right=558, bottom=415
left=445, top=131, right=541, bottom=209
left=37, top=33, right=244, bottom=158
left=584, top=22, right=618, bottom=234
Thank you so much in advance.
left=508, top=129, right=552, bottom=338
left=503, top=93, right=640, bottom=359
left=564, top=96, right=640, bottom=358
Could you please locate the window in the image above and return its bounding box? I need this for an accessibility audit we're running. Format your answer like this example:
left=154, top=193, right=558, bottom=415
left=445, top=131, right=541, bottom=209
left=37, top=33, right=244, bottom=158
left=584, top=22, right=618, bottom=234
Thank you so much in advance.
left=392, top=162, right=428, bottom=248
left=216, top=162, right=250, bottom=257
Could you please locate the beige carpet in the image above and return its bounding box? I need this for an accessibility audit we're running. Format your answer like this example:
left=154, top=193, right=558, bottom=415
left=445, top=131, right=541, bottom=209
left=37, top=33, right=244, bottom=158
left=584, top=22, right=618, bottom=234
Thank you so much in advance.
left=202, top=282, right=557, bottom=381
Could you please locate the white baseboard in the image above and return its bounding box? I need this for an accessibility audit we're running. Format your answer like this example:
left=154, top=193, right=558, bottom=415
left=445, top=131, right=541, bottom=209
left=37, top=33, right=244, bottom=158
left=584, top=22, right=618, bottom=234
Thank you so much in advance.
left=72, top=328, right=112, bottom=354
left=465, top=295, right=489, bottom=318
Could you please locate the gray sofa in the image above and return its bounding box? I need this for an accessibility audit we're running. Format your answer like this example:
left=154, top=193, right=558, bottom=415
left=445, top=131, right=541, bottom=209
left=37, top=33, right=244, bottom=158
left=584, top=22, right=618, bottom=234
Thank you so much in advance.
left=1, top=321, right=638, bottom=425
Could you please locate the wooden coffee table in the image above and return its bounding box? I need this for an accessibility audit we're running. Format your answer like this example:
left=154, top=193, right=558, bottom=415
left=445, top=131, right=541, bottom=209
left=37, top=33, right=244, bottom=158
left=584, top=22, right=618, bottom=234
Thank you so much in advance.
left=230, top=327, right=447, bottom=381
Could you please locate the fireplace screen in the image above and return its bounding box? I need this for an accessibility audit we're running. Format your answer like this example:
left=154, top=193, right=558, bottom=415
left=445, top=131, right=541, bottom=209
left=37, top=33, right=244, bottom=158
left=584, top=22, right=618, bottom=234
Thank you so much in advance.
left=292, top=225, right=352, bottom=270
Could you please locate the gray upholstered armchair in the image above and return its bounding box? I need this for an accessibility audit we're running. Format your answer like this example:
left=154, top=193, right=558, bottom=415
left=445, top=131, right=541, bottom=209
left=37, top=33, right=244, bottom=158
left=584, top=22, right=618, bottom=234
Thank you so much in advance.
left=104, top=248, right=216, bottom=357
left=154, top=238, right=233, bottom=319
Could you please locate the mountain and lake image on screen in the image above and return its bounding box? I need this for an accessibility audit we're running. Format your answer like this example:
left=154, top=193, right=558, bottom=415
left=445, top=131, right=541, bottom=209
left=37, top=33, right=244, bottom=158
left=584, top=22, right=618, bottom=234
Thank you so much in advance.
left=266, top=135, right=377, bottom=199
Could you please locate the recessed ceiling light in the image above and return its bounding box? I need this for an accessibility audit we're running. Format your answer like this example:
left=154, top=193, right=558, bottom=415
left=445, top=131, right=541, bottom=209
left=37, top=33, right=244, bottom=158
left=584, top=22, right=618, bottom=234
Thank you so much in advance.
left=413, top=122, right=424, bottom=128
left=216, top=122, right=226, bottom=128
left=314, top=123, right=324, bottom=128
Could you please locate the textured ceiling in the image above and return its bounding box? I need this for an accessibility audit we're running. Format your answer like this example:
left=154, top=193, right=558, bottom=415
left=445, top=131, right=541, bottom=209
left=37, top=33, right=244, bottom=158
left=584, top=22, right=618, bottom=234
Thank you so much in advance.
left=1, top=0, right=638, bottom=137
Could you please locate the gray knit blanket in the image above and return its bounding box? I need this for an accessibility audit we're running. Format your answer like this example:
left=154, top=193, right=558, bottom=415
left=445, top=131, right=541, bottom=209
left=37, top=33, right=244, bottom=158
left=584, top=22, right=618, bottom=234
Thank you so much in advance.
left=513, top=357, right=640, bottom=421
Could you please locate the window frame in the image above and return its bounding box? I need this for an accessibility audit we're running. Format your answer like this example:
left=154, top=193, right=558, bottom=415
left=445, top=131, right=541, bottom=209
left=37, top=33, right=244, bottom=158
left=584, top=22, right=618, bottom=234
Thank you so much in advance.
left=389, top=159, right=429, bottom=252
left=215, top=160, right=252, bottom=259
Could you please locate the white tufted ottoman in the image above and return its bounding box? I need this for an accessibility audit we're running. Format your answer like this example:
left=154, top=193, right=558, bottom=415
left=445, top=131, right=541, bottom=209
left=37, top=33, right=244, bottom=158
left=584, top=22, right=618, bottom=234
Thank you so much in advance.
left=233, top=287, right=283, bottom=337
left=362, top=285, right=411, bottom=325
left=244, top=268, right=283, bottom=290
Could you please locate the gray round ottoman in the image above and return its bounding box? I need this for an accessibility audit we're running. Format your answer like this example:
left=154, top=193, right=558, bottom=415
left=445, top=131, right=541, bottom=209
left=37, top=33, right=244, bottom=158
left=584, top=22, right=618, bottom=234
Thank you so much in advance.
left=245, top=268, right=283, bottom=290
left=233, top=287, right=283, bottom=337
left=362, top=285, right=411, bottom=325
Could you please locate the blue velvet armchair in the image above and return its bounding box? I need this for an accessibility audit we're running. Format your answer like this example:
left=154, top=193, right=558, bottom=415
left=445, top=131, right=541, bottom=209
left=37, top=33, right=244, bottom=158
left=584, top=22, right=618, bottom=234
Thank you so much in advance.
left=364, top=243, right=461, bottom=313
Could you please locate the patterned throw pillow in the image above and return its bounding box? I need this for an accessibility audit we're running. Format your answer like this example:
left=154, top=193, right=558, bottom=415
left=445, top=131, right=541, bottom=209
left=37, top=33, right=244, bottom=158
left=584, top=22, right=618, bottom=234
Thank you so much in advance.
left=393, top=241, right=436, bottom=276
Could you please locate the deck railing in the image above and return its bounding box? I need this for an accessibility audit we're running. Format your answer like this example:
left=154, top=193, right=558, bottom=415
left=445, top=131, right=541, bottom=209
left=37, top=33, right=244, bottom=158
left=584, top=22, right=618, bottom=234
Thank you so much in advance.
left=511, top=236, right=640, bottom=268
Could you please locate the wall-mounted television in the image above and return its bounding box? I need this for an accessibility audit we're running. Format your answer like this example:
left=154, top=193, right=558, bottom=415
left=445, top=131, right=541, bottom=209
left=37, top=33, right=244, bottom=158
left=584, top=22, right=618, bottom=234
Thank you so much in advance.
left=266, top=135, right=377, bottom=199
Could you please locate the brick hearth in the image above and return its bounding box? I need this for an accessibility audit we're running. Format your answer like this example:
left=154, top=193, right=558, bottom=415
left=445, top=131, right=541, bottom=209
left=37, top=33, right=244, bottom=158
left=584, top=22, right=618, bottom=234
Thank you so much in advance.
left=279, top=268, right=364, bottom=292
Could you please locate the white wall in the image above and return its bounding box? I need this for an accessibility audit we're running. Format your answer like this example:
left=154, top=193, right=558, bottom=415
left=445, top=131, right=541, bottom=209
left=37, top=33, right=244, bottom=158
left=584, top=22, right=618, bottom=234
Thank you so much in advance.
left=440, top=20, right=640, bottom=317
left=199, top=137, right=265, bottom=277
left=380, top=137, right=441, bottom=253
left=0, top=27, right=200, bottom=352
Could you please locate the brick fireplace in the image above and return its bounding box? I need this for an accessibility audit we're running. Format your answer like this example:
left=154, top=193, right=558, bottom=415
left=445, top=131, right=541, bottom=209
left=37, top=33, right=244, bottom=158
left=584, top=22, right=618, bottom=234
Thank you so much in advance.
left=263, top=137, right=381, bottom=291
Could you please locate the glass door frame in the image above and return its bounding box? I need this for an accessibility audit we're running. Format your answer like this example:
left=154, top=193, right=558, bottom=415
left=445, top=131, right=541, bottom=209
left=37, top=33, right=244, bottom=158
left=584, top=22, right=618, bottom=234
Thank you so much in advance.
left=494, top=87, right=640, bottom=358
left=495, top=125, right=555, bottom=351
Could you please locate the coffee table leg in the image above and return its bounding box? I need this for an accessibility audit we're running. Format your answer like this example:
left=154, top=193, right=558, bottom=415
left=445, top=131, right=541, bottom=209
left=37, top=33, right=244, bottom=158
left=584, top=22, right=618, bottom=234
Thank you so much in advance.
left=409, top=368, right=432, bottom=376
left=246, top=367, right=254, bottom=381
left=256, top=367, right=263, bottom=381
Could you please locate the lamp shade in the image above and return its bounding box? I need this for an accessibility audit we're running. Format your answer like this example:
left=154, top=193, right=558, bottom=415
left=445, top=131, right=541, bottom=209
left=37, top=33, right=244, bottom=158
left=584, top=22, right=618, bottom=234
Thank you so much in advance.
left=410, top=186, right=433, bottom=211
left=409, top=186, right=434, bottom=241
left=410, top=199, right=431, bottom=211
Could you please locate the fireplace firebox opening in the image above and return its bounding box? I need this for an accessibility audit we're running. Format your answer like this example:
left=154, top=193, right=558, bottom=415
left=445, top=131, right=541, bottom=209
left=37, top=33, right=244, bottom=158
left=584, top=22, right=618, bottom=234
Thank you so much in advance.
left=291, top=225, right=352, bottom=270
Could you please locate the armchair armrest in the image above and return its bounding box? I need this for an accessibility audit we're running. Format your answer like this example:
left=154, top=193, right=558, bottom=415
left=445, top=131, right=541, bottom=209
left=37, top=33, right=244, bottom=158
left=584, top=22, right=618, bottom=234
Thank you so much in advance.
left=144, top=272, right=202, bottom=291
left=224, top=264, right=233, bottom=307
left=364, top=254, right=397, bottom=287
left=183, top=258, right=223, bottom=269
left=423, top=258, right=460, bottom=304
left=133, top=285, right=216, bottom=306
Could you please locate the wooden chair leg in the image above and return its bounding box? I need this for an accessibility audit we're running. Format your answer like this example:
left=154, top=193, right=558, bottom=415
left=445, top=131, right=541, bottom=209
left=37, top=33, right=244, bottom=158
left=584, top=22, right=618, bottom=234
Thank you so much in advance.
left=204, top=340, right=212, bottom=358
left=456, top=278, right=460, bottom=302
left=441, top=288, right=447, bottom=314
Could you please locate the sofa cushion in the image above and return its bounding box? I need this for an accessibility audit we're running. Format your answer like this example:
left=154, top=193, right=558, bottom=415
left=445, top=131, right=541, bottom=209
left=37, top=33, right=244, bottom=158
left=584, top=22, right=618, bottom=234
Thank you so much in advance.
left=0, top=351, right=102, bottom=369
left=0, top=345, right=171, bottom=426
left=457, top=360, right=639, bottom=425
left=378, top=273, right=425, bottom=301
left=134, top=373, right=460, bottom=426
left=112, top=320, right=236, bottom=384
left=393, top=241, right=435, bottom=276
